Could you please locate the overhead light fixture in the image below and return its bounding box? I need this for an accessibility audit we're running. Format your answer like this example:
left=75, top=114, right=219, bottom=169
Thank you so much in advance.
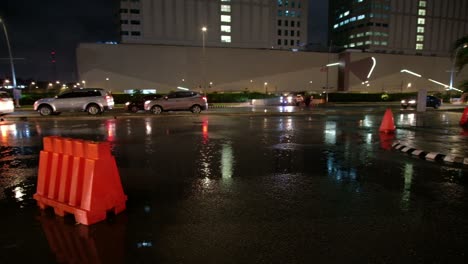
left=367, top=57, right=376, bottom=79
left=326, top=62, right=341, bottom=67
left=400, top=69, right=422, bottom=77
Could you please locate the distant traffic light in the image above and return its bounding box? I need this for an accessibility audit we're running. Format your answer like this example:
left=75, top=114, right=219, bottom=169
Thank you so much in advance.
left=50, top=51, right=56, bottom=63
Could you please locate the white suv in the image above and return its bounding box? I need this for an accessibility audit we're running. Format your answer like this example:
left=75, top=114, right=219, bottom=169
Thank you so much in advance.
left=34, top=88, right=114, bottom=116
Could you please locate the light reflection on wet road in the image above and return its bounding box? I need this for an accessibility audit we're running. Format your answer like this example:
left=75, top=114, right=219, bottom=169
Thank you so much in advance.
left=1, top=111, right=468, bottom=263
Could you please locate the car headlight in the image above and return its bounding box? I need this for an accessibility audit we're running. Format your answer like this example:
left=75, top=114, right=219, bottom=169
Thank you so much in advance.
left=125, top=102, right=130, bottom=106
left=401, top=100, right=406, bottom=103
left=409, top=100, right=416, bottom=104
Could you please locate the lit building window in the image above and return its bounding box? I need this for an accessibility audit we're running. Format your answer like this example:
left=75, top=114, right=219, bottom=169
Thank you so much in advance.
left=417, top=18, right=425, bottom=24
left=365, top=40, right=372, bottom=44
left=221, top=35, right=231, bottom=43
left=221, top=15, right=231, bottom=22
left=381, top=41, right=388, bottom=46
left=357, top=42, right=364, bottom=46
left=374, top=41, right=380, bottom=45
left=417, top=26, right=425, bottom=33
left=358, top=14, right=366, bottom=20
left=350, top=43, right=356, bottom=47
left=221, top=0, right=231, bottom=2
left=221, top=25, right=231, bottom=33
left=419, top=1, right=426, bottom=7
left=416, top=35, right=424, bottom=42
left=418, top=9, right=426, bottom=16
left=221, top=5, right=231, bottom=12
left=416, top=43, right=423, bottom=50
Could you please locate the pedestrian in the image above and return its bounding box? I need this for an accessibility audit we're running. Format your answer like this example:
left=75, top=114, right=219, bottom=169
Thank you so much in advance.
left=13, top=88, right=21, bottom=108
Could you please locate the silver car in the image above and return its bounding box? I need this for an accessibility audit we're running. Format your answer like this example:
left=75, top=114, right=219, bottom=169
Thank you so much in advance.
left=33, top=88, right=114, bottom=116
left=0, top=91, right=14, bottom=115
left=144, top=91, right=208, bottom=114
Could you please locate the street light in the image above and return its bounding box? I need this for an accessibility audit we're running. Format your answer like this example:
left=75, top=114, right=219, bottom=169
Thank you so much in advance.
left=264, top=82, right=268, bottom=94
left=201, top=26, right=207, bottom=93
left=449, top=43, right=468, bottom=90
left=0, top=17, right=17, bottom=88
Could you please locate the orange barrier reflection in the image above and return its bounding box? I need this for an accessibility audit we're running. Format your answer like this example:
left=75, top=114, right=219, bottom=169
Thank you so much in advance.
left=38, top=212, right=126, bottom=264
left=379, top=132, right=395, bottom=150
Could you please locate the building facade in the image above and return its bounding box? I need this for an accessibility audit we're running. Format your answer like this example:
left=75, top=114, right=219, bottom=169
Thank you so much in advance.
left=77, top=43, right=468, bottom=94
left=330, top=0, right=468, bottom=56
left=119, top=0, right=309, bottom=50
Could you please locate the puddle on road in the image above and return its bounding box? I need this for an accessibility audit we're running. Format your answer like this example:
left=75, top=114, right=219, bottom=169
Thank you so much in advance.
left=1, top=115, right=468, bottom=262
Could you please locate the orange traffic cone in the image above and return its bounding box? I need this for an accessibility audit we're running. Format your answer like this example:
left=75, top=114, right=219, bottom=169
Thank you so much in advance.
left=379, top=108, right=396, bottom=134
left=459, top=107, right=468, bottom=127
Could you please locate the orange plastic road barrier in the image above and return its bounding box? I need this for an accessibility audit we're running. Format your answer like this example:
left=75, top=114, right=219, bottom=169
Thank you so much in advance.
left=379, top=108, right=396, bottom=134
left=459, top=107, right=468, bottom=127
left=34, top=136, right=127, bottom=225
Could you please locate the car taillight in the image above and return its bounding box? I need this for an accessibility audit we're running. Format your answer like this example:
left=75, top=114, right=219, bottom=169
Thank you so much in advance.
left=202, top=96, right=207, bottom=102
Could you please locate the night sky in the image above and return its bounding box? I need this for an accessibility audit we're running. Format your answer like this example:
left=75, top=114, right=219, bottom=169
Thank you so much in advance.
left=0, top=0, right=327, bottom=83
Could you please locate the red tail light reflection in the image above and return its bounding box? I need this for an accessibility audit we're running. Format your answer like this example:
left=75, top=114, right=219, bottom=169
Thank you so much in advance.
left=202, top=119, right=209, bottom=143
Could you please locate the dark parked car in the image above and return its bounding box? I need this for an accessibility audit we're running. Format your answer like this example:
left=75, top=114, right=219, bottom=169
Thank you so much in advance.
left=125, top=94, right=163, bottom=112
left=401, top=95, right=442, bottom=109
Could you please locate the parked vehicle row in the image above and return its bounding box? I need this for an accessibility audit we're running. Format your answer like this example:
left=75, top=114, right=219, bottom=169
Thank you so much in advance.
left=401, top=95, right=442, bottom=109
left=0, top=88, right=447, bottom=117
left=30, top=89, right=207, bottom=116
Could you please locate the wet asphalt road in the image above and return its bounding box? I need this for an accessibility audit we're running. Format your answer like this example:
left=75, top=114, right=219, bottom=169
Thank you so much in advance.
left=1, top=105, right=468, bottom=263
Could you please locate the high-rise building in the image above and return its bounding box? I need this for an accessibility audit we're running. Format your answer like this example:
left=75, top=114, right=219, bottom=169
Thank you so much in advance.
left=329, top=0, right=468, bottom=56
left=119, top=0, right=309, bottom=50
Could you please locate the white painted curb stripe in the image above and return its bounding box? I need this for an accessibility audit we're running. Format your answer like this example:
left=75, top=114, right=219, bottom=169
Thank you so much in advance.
left=425, top=152, right=440, bottom=160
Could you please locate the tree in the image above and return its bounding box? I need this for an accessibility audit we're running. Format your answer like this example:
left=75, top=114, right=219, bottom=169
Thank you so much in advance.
left=453, top=35, right=468, bottom=72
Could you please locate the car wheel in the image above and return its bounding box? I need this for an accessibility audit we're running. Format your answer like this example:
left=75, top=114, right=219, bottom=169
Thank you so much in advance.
left=190, top=105, right=202, bottom=114
left=87, top=104, right=101, bottom=115
left=38, top=105, right=53, bottom=116
left=130, top=106, right=139, bottom=113
left=434, top=104, right=440, bottom=109
left=151, top=105, right=162, bottom=114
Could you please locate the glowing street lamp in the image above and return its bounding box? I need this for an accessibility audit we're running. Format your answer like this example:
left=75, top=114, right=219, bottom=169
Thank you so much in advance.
left=0, top=17, right=16, bottom=88
left=201, top=26, right=207, bottom=92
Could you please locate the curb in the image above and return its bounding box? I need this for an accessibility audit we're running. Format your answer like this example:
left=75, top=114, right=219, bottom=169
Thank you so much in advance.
left=392, top=142, right=468, bottom=166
